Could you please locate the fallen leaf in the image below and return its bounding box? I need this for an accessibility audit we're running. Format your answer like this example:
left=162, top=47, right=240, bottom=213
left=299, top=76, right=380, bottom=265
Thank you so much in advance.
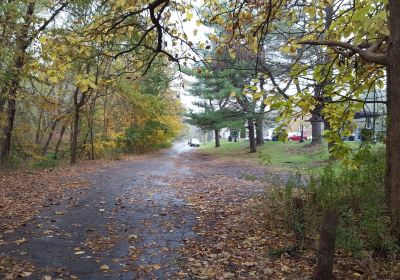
left=5, top=273, right=14, bottom=280
left=281, top=265, right=290, bottom=272
left=15, top=238, right=27, bottom=245
left=20, top=271, right=32, bottom=277
left=263, top=268, right=273, bottom=275
left=222, top=272, right=235, bottom=278
left=100, top=264, right=110, bottom=271
left=243, top=261, right=256, bottom=267
left=128, top=234, right=138, bottom=243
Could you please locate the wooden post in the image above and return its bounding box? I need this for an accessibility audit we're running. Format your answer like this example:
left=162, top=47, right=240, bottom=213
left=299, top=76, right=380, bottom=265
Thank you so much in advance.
left=314, top=208, right=339, bottom=280
left=292, top=197, right=305, bottom=249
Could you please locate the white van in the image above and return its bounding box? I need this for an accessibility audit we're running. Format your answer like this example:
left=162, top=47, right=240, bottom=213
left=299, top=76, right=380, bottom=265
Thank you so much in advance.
left=188, top=138, right=200, bottom=147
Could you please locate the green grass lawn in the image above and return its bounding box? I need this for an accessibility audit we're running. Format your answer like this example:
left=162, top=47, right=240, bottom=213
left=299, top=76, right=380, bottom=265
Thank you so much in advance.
left=199, top=139, right=335, bottom=173
left=199, top=140, right=253, bottom=157
left=259, top=141, right=329, bottom=168
left=199, top=139, right=385, bottom=173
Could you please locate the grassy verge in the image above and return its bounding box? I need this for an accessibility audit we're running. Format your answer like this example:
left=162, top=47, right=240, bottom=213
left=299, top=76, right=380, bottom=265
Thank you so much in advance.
left=259, top=141, right=332, bottom=172
left=199, top=140, right=253, bottom=157
left=200, top=140, right=334, bottom=173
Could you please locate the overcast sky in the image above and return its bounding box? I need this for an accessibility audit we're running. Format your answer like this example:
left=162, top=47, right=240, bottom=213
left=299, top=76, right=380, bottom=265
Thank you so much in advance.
left=167, top=4, right=209, bottom=112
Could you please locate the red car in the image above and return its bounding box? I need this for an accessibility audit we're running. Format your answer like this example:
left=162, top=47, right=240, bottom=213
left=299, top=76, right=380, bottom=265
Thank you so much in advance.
left=288, top=132, right=308, bottom=141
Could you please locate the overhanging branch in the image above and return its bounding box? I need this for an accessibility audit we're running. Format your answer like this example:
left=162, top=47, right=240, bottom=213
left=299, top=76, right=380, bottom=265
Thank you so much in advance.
left=299, top=40, right=388, bottom=66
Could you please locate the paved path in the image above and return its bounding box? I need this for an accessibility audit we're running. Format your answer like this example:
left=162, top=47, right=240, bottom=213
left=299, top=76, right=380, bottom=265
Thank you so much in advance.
left=1, top=143, right=196, bottom=279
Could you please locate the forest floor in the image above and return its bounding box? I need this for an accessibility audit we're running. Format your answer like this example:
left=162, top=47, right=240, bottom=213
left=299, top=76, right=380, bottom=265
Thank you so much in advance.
left=0, top=142, right=399, bottom=279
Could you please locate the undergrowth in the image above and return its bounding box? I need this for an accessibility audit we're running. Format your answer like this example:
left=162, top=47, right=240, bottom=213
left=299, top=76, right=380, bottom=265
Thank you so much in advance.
left=264, top=146, right=398, bottom=258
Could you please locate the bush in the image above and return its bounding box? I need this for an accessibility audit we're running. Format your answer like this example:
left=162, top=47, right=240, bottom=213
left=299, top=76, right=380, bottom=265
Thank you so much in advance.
left=81, top=138, right=123, bottom=160
left=31, top=153, right=58, bottom=169
left=124, top=120, right=175, bottom=153
left=265, top=147, right=398, bottom=256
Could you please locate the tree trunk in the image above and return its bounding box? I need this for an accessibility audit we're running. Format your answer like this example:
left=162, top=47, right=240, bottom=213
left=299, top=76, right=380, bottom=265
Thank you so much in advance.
left=0, top=2, right=36, bottom=161
left=42, top=119, right=58, bottom=155
left=257, top=78, right=266, bottom=146
left=102, top=94, right=108, bottom=140
left=310, top=113, right=323, bottom=145
left=70, top=89, right=81, bottom=164
left=89, top=124, right=94, bottom=160
left=0, top=94, right=17, bottom=160
left=387, top=0, right=400, bottom=240
left=0, top=62, right=23, bottom=161
left=215, top=129, right=220, bottom=148
left=54, top=125, right=66, bottom=160
left=35, top=110, right=44, bottom=144
left=255, top=115, right=264, bottom=145
left=248, top=117, right=256, bottom=153
left=0, top=87, right=8, bottom=114
left=314, top=208, right=339, bottom=280
left=88, top=99, right=96, bottom=160
left=309, top=5, right=333, bottom=148
left=299, top=123, right=305, bottom=143
left=310, top=84, right=324, bottom=146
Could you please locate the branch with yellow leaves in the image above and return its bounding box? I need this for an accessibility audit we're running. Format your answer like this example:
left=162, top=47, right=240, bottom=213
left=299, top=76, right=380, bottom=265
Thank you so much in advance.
left=298, top=39, right=388, bottom=66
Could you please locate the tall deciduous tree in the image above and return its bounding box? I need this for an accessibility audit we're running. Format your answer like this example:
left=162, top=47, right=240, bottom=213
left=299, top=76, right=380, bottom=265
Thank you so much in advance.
left=0, top=1, right=68, bottom=160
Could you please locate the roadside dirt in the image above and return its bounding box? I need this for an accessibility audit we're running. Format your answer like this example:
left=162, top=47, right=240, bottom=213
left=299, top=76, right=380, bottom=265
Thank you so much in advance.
left=174, top=151, right=400, bottom=280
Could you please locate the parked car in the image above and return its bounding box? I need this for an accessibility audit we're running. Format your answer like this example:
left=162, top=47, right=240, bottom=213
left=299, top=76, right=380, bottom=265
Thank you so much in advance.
left=264, top=135, right=273, bottom=141
left=264, top=128, right=275, bottom=141
left=265, top=133, right=281, bottom=141
left=288, top=131, right=308, bottom=141
left=188, top=138, right=200, bottom=147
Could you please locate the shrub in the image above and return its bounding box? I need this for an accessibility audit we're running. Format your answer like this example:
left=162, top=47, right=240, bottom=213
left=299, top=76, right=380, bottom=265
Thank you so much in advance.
left=31, top=153, right=58, bottom=169
left=265, top=147, right=398, bottom=256
left=124, top=120, right=175, bottom=153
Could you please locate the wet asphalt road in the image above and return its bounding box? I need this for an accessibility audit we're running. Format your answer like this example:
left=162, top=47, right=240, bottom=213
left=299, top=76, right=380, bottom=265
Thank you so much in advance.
left=0, top=142, right=197, bottom=280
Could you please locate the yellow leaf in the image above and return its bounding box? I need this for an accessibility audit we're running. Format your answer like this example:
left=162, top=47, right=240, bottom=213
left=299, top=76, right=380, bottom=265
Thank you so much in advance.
left=19, top=272, right=32, bottom=278
left=39, top=36, right=47, bottom=44
left=49, top=76, right=58, bottom=84
left=15, top=238, right=27, bottom=245
left=116, top=0, right=126, bottom=6
left=186, top=12, right=193, bottom=21
left=100, top=264, right=110, bottom=271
